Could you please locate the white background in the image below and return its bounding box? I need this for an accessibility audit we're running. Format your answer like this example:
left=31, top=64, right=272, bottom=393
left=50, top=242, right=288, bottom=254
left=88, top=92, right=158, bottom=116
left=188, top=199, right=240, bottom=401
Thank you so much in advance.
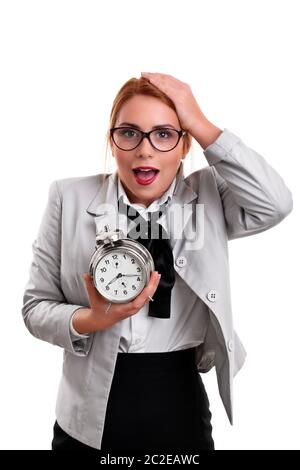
left=0, top=0, right=299, bottom=450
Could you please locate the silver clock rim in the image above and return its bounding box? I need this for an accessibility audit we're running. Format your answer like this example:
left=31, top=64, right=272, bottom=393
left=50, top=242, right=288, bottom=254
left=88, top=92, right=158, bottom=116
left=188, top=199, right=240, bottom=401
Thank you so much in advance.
left=89, top=239, right=155, bottom=303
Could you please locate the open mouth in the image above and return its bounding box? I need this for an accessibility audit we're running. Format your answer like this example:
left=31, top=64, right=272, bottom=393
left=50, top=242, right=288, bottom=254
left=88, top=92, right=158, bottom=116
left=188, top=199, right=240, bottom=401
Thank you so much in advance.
left=132, top=167, right=160, bottom=185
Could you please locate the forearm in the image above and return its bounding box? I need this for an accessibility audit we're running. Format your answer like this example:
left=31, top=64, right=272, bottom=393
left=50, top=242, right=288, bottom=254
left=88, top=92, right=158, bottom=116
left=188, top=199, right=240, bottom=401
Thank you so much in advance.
left=190, top=118, right=223, bottom=151
left=72, top=307, right=101, bottom=334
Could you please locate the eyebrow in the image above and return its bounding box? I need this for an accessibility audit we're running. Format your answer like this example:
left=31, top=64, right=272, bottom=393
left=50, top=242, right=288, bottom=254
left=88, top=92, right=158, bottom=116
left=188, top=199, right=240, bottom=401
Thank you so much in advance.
left=117, top=122, right=178, bottom=130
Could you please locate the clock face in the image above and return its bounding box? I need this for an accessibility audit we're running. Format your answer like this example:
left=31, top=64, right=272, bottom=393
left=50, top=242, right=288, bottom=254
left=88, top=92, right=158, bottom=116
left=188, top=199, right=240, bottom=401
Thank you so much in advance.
left=94, top=248, right=146, bottom=302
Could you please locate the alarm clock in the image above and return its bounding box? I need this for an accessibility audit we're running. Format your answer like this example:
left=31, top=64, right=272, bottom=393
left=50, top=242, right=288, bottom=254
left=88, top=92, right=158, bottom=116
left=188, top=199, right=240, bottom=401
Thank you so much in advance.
left=89, top=228, right=155, bottom=303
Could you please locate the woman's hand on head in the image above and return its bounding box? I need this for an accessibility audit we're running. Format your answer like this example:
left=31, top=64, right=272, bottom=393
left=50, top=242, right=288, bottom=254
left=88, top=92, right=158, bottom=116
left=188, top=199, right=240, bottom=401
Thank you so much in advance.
left=140, top=72, right=209, bottom=134
left=82, top=271, right=161, bottom=332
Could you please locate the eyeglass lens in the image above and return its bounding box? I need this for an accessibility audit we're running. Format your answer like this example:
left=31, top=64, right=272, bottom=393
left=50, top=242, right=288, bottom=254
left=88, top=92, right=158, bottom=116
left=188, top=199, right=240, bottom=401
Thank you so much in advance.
left=112, top=128, right=180, bottom=151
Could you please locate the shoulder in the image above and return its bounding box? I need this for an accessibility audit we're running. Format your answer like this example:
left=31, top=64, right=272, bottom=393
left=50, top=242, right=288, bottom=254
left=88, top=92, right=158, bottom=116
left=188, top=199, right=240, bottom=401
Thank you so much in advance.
left=50, top=173, right=110, bottom=200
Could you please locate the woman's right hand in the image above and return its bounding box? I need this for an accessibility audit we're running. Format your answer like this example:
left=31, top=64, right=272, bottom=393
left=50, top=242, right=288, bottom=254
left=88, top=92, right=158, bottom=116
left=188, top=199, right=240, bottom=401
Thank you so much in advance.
left=73, top=271, right=161, bottom=334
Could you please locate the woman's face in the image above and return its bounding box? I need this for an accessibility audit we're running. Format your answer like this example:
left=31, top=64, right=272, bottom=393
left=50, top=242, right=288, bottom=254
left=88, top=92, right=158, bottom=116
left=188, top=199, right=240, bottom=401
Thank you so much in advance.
left=111, top=95, right=186, bottom=207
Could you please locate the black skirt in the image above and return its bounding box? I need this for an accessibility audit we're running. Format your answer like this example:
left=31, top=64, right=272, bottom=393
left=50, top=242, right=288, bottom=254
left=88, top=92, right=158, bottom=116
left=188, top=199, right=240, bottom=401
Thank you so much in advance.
left=52, top=347, right=214, bottom=452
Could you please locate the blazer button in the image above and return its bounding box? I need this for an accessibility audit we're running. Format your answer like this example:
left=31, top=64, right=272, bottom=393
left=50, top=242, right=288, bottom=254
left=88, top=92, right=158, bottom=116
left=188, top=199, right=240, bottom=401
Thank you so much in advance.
left=227, top=339, right=234, bottom=352
left=175, top=256, right=187, bottom=267
left=206, top=290, right=218, bottom=302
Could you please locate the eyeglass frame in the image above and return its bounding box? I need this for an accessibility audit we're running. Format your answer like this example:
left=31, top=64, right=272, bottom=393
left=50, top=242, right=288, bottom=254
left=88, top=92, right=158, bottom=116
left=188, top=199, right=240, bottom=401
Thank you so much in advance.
left=109, top=126, right=187, bottom=152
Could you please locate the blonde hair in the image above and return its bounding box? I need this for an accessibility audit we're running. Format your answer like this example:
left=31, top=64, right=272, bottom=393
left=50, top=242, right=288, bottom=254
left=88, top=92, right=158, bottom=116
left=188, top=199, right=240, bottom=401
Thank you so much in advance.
left=104, top=76, right=193, bottom=174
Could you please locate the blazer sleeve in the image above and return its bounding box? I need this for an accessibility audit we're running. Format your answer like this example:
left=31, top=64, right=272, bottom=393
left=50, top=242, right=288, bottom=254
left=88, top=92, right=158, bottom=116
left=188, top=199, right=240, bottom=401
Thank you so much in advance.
left=203, top=128, right=293, bottom=240
left=21, top=180, right=94, bottom=357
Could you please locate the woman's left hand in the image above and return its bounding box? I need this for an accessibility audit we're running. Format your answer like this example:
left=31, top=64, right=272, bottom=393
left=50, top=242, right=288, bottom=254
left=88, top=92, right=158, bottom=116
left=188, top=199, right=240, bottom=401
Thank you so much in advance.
left=141, top=72, right=209, bottom=134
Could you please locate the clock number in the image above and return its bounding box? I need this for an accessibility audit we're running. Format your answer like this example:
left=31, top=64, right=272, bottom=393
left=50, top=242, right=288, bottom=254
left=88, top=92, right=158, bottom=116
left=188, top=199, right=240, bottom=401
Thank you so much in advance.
left=105, top=286, right=110, bottom=290
left=105, top=259, right=110, bottom=265
left=100, top=267, right=107, bottom=273
left=114, top=290, right=118, bottom=295
left=131, top=258, right=135, bottom=264
left=137, top=277, right=141, bottom=281
left=137, top=267, right=141, bottom=272
left=112, top=254, right=118, bottom=259
left=100, top=277, right=104, bottom=282
left=123, top=290, right=127, bottom=295
left=123, top=254, right=127, bottom=259
left=132, top=285, right=136, bottom=290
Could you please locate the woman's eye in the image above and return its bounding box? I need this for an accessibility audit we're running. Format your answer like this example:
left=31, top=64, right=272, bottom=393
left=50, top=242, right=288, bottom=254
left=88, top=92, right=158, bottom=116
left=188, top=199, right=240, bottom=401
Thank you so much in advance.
left=156, top=130, right=171, bottom=139
left=122, top=129, right=137, bottom=138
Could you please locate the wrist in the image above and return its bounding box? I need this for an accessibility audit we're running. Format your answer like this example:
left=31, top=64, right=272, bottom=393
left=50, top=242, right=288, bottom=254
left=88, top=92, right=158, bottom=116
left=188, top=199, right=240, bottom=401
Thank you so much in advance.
left=72, top=307, right=99, bottom=334
left=189, top=118, right=223, bottom=150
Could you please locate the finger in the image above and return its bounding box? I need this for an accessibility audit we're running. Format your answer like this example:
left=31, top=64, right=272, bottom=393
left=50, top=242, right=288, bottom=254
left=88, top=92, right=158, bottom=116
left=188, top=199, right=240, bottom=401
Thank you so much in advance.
left=145, top=271, right=161, bottom=299
left=141, top=74, right=179, bottom=98
left=117, top=273, right=158, bottom=317
left=141, top=72, right=164, bottom=83
left=82, top=273, right=105, bottom=304
left=141, top=72, right=176, bottom=83
left=141, top=71, right=170, bottom=78
left=142, top=72, right=166, bottom=83
left=123, top=271, right=161, bottom=314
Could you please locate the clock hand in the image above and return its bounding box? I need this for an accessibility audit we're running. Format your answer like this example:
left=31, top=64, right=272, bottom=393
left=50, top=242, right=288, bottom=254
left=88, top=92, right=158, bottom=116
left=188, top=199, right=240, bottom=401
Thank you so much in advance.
left=122, top=274, right=139, bottom=277
left=106, top=272, right=123, bottom=286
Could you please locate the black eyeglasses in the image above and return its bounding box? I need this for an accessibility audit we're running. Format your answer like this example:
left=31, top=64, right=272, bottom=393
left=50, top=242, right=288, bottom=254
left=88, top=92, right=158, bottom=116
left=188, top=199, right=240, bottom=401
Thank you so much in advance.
left=110, top=126, right=187, bottom=152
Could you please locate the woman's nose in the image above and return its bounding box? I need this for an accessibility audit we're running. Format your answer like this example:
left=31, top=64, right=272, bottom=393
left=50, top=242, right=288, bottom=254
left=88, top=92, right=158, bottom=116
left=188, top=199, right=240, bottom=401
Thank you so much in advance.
left=135, top=135, right=155, bottom=154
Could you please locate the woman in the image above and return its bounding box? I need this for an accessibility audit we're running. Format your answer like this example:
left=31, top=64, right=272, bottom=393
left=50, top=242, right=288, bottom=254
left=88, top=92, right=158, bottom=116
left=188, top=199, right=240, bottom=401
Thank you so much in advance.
left=22, top=72, right=293, bottom=452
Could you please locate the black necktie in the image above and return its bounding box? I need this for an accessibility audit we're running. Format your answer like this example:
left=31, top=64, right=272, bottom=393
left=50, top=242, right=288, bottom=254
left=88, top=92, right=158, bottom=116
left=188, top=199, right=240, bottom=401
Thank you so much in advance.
left=118, top=196, right=175, bottom=319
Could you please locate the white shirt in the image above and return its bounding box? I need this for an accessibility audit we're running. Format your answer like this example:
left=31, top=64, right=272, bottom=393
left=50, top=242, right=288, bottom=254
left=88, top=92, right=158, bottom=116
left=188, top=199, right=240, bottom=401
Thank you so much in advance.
left=70, top=173, right=210, bottom=353
left=116, top=175, right=209, bottom=353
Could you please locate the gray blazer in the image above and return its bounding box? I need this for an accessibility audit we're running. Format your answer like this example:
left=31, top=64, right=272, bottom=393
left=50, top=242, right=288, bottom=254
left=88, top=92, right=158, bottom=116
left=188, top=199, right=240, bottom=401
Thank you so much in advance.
left=22, top=128, right=293, bottom=449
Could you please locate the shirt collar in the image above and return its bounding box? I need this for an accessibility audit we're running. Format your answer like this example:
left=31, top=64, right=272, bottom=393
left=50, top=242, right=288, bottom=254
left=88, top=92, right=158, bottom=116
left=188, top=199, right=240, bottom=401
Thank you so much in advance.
left=117, top=174, right=176, bottom=215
